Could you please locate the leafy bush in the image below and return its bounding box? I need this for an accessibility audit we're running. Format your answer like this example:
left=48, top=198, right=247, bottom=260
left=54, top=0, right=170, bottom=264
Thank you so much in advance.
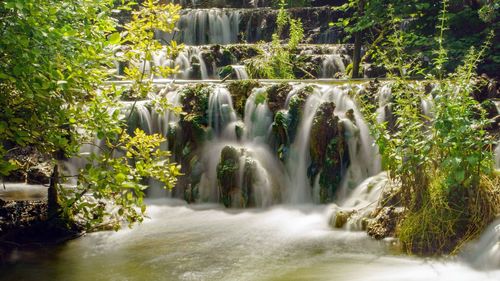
left=359, top=0, right=499, bottom=255
left=1, top=0, right=183, bottom=230
left=246, top=0, right=304, bottom=79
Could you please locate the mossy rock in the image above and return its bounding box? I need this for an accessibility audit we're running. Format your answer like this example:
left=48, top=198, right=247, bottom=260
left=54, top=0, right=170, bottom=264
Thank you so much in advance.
left=217, top=146, right=241, bottom=207
left=288, top=85, right=314, bottom=142
left=216, top=146, right=259, bottom=208
left=226, top=45, right=263, bottom=61
left=218, top=65, right=235, bottom=80
left=226, top=80, right=261, bottom=116
left=267, top=83, right=292, bottom=115
left=309, top=101, right=348, bottom=203
left=271, top=110, right=290, bottom=159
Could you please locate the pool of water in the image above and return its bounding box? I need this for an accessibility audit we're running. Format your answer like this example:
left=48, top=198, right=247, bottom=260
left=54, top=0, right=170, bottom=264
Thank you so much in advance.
left=1, top=199, right=499, bottom=281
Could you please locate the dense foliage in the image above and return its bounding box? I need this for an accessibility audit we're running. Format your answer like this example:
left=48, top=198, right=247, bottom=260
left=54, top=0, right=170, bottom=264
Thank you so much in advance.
left=246, top=0, right=304, bottom=79
left=334, top=0, right=499, bottom=77
left=0, top=0, right=182, bottom=230
left=358, top=1, right=499, bottom=254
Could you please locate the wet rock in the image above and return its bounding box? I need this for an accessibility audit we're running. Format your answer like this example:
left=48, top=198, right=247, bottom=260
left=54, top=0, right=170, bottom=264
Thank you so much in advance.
left=267, top=83, right=292, bottom=115
left=217, top=146, right=241, bottom=207
left=4, top=146, right=52, bottom=183
left=27, top=163, right=52, bottom=185
left=225, top=45, right=263, bottom=62
left=288, top=85, right=314, bottom=142
left=365, top=179, right=404, bottom=240
left=0, top=200, right=48, bottom=235
left=227, top=80, right=261, bottom=116
left=218, top=65, right=235, bottom=79
left=216, top=146, right=259, bottom=208
left=367, top=207, right=405, bottom=240
left=363, top=63, right=387, bottom=78
left=331, top=210, right=355, bottom=228
left=272, top=110, right=290, bottom=160
left=309, top=102, right=348, bottom=203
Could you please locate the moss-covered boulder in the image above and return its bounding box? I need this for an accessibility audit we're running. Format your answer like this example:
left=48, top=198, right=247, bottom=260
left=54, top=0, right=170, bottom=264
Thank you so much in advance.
left=217, top=146, right=241, bottom=207
left=227, top=80, right=261, bottom=116
left=172, top=85, right=211, bottom=200
left=309, top=101, right=348, bottom=203
left=216, top=146, right=258, bottom=208
left=271, top=110, right=290, bottom=161
left=287, top=85, right=314, bottom=142
left=267, top=83, right=292, bottom=115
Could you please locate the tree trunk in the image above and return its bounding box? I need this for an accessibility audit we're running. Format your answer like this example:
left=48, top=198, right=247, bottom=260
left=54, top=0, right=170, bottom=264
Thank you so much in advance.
left=351, top=0, right=365, bottom=79
left=48, top=165, right=60, bottom=218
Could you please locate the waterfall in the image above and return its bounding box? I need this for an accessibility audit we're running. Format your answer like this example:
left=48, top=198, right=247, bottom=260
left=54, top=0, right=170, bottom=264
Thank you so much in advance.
left=321, top=54, right=346, bottom=78
left=243, top=87, right=273, bottom=142
left=164, top=9, right=241, bottom=45
left=208, top=85, right=238, bottom=136
left=151, top=87, right=182, bottom=137
left=153, top=46, right=211, bottom=79
left=462, top=218, right=500, bottom=269
left=286, top=84, right=380, bottom=204
left=232, top=65, right=249, bottom=80
left=496, top=145, right=500, bottom=169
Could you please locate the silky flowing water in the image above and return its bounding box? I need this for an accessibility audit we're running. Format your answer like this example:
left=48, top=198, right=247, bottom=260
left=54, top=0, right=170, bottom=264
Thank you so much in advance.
left=1, top=198, right=499, bottom=281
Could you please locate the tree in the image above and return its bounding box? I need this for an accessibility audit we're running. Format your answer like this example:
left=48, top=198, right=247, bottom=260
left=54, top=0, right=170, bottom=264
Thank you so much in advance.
left=333, top=0, right=498, bottom=77
left=0, top=0, right=182, bottom=230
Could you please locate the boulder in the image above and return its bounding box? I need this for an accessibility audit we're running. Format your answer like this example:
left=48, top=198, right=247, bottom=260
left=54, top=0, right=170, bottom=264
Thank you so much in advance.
left=309, top=102, right=348, bottom=203
left=367, top=207, right=405, bottom=240
left=267, top=83, right=292, bottom=115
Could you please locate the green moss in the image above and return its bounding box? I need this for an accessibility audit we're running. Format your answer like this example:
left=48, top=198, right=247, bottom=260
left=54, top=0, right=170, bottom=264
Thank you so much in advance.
left=288, top=85, right=314, bottom=142
left=226, top=80, right=261, bottom=116
left=309, top=102, right=348, bottom=203
left=217, top=146, right=241, bottom=207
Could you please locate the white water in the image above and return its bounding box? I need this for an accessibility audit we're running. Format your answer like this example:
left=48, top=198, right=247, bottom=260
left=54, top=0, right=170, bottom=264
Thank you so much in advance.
left=3, top=199, right=498, bottom=281
left=153, top=46, right=212, bottom=79
left=286, top=84, right=380, bottom=204
left=232, top=65, right=249, bottom=80
left=321, top=54, right=346, bottom=78
left=164, top=9, right=241, bottom=45
left=495, top=144, right=500, bottom=169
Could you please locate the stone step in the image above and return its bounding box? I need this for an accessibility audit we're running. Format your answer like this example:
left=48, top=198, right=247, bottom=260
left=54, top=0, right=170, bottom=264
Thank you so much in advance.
left=152, top=7, right=346, bottom=45
left=161, top=0, right=346, bottom=9
left=119, top=43, right=384, bottom=80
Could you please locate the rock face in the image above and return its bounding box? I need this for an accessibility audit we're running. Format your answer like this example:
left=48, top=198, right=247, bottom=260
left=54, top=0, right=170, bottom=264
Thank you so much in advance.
left=216, top=146, right=257, bottom=207
left=366, top=179, right=404, bottom=240
left=267, top=83, right=292, bottom=115
left=4, top=146, right=53, bottom=184
left=175, top=84, right=211, bottom=200
left=0, top=199, right=47, bottom=236
left=367, top=206, right=404, bottom=239
left=239, top=7, right=345, bottom=44
left=309, top=102, right=348, bottom=203
left=227, top=80, right=261, bottom=116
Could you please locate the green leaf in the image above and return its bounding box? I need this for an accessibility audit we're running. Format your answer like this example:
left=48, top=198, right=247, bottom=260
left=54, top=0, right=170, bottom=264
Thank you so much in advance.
left=108, top=32, right=121, bottom=44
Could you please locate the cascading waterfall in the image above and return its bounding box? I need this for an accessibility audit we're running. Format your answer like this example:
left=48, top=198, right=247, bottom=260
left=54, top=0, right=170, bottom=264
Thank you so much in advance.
left=232, top=65, right=249, bottom=80
left=321, top=54, right=347, bottom=78
left=197, top=85, right=287, bottom=207
left=243, top=87, right=273, bottom=142
left=285, top=84, right=379, bottom=204
left=153, top=46, right=212, bottom=79
left=160, top=9, right=241, bottom=45
left=462, top=218, right=500, bottom=269
left=208, top=86, right=238, bottom=136
left=496, top=144, right=500, bottom=169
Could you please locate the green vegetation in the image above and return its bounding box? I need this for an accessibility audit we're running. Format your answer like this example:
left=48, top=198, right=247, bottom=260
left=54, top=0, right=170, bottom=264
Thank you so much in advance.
left=246, top=0, right=304, bottom=79
left=0, top=0, right=182, bottom=230
left=334, top=0, right=499, bottom=78
left=358, top=0, right=499, bottom=255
